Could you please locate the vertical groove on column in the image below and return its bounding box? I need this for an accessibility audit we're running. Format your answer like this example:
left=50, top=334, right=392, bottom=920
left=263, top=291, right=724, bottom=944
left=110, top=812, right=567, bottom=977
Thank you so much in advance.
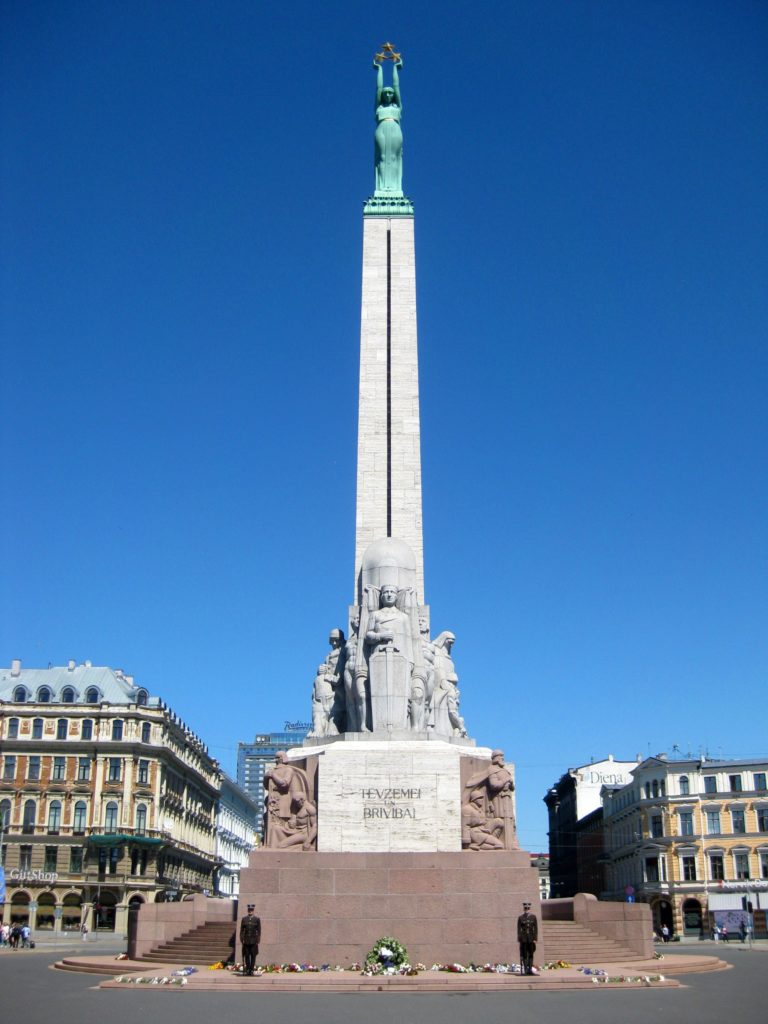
left=386, top=224, right=392, bottom=537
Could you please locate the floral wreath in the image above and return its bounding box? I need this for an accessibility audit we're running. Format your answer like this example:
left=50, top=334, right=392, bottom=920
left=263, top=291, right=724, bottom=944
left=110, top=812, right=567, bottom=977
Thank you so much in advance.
left=364, top=935, right=410, bottom=973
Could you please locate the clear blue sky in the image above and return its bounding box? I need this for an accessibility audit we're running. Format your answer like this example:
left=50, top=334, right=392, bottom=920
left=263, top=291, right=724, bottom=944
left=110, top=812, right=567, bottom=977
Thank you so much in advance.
left=2, top=1, right=767, bottom=853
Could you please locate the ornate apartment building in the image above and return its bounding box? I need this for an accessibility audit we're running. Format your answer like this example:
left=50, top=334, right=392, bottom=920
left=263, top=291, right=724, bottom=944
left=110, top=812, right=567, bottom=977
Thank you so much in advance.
left=602, top=755, right=768, bottom=938
left=0, top=661, right=229, bottom=935
left=215, top=775, right=260, bottom=897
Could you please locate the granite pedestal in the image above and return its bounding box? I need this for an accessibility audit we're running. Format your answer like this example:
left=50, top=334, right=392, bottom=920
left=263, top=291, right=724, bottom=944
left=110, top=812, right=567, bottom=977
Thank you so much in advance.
left=237, top=850, right=543, bottom=967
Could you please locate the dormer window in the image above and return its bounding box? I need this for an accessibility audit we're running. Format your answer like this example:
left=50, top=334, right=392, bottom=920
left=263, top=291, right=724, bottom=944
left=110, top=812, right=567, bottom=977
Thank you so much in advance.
left=61, top=687, right=75, bottom=703
left=85, top=687, right=99, bottom=704
left=136, top=689, right=148, bottom=706
left=37, top=687, right=52, bottom=703
left=12, top=686, right=27, bottom=703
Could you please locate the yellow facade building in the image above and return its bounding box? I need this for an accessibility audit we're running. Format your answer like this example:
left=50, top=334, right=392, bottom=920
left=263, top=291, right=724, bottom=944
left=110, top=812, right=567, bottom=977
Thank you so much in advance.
left=602, top=755, right=768, bottom=939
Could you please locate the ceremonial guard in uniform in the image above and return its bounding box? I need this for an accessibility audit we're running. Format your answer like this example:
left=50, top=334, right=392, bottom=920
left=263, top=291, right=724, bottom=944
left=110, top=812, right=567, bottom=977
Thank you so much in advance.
left=517, top=901, right=538, bottom=975
left=240, top=903, right=261, bottom=976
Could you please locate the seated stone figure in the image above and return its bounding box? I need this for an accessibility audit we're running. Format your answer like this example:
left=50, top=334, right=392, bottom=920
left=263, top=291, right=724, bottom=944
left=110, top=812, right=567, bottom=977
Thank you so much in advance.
left=461, top=792, right=505, bottom=850
left=263, top=753, right=316, bottom=850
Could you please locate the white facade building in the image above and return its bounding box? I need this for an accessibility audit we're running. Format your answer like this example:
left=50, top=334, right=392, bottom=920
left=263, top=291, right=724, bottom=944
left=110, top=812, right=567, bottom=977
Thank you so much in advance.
left=215, top=774, right=259, bottom=897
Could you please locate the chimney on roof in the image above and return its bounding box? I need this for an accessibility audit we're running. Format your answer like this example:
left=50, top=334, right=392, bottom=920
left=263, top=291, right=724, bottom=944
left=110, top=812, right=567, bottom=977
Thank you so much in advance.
left=68, top=660, right=76, bottom=672
left=84, top=660, right=92, bottom=668
left=125, top=675, right=134, bottom=686
left=11, top=659, right=21, bottom=677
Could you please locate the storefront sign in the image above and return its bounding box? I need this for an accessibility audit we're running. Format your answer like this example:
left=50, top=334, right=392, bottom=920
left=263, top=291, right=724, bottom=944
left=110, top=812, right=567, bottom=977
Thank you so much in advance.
left=8, top=869, right=59, bottom=883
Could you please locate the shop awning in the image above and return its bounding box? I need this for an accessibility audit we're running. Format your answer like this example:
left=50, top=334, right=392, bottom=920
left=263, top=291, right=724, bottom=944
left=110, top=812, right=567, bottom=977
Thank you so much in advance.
left=86, top=834, right=165, bottom=847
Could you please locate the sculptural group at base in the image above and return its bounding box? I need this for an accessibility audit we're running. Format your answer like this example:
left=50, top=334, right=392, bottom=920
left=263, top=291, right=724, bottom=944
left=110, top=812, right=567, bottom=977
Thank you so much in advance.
left=260, top=538, right=518, bottom=853
left=308, top=538, right=467, bottom=740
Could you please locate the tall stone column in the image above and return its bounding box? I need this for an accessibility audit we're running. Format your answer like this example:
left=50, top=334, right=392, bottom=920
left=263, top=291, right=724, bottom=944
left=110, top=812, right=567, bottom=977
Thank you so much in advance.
left=354, top=213, right=424, bottom=604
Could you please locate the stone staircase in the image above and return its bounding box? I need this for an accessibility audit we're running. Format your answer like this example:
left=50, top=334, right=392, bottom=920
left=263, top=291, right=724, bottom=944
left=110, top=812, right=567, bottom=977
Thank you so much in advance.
left=542, top=920, right=641, bottom=963
left=134, top=920, right=235, bottom=966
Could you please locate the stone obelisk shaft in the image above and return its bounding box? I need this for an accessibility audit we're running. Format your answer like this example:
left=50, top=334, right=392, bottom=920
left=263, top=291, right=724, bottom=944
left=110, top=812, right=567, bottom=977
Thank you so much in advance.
left=354, top=215, right=424, bottom=603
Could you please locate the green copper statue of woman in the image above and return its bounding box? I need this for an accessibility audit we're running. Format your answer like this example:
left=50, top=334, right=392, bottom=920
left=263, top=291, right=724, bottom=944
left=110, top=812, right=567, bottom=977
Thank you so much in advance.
left=373, top=58, right=403, bottom=193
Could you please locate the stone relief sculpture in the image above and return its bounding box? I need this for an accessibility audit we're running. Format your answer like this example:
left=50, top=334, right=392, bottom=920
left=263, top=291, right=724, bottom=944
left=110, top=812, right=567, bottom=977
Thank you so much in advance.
left=307, top=539, right=470, bottom=738
left=462, top=750, right=517, bottom=851
left=462, top=791, right=505, bottom=850
left=263, top=753, right=317, bottom=850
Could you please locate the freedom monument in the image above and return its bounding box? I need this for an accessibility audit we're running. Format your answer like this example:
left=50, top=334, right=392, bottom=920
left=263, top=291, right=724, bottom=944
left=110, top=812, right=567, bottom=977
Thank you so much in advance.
left=235, top=46, right=542, bottom=966
left=126, top=47, right=653, bottom=972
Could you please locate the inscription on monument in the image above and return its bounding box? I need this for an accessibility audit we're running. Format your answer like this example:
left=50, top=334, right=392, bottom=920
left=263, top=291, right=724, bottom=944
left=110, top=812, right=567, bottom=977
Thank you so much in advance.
left=361, top=786, right=422, bottom=819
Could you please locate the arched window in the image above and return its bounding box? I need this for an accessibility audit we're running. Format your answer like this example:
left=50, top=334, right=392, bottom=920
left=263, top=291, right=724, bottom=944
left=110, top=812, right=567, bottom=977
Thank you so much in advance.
left=37, top=687, right=52, bottom=703
left=105, top=802, right=118, bottom=834
left=136, top=690, right=148, bottom=706
left=48, top=800, right=62, bottom=833
left=73, top=801, right=87, bottom=834
left=680, top=776, right=690, bottom=796
left=85, top=687, right=99, bottom=704
left=660, top=779, right=666, bottom=797
left=8, top=718, right=19, bottom=739
left=61, top=687, right=75, bottom=703
left=141, top=722, right=151, bottom=743
left=111, top=720, right=123, bottom=741
left=0, top=798, right=11, bottom=829
left=136, top=804, right=147, bottom=835
left=23, top=799, right=36, bottom=833
left=32, top=718, right=44, bottom=739
left=652, top=780, right=659, bottom=798
left=644, top=782, right=651, bottom=799
left=56, top=719, right=68, bottom=740
left=12, top=686, right=27, bottom=702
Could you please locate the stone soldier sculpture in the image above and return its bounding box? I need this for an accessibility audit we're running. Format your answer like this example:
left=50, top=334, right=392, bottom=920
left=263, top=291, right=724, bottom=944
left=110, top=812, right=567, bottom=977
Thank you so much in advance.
left=343, top=614, right=368, bottom=731
left=517, top=901, right=538, bottom=975
left=240, top=903, right=261, bottom=976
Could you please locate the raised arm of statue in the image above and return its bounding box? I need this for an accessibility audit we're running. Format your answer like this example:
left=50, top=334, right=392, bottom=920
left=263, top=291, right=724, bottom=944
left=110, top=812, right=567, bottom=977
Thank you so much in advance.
left=392, top=60, right=402, bottom=112
left=374, top=61, right=383, bottom=109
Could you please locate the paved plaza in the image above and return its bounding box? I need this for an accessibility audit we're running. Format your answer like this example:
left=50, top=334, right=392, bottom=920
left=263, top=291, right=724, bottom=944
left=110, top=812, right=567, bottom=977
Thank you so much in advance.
left=1, top=942, right=765, bottom=1024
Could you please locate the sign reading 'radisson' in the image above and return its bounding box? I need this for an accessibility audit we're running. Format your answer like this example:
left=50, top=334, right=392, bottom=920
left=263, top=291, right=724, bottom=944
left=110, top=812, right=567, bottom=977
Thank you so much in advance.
left=361, top=787, right=421, bottom=820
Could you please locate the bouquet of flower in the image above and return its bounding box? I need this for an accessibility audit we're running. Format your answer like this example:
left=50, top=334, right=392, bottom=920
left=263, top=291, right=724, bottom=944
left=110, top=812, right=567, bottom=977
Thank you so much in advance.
left=363, top=936, right=412, bottom=976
